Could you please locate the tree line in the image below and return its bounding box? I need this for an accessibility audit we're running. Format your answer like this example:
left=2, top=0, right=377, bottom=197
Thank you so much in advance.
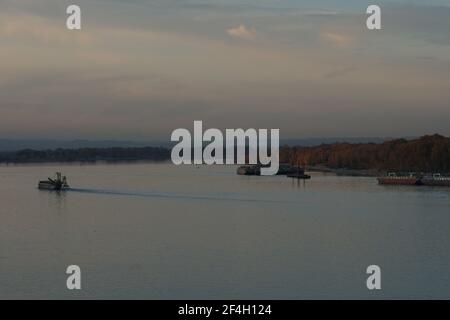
left=1, top=134, right=449, bottom=172
left=0, top=147, right=171, bottom=163
left=279, top=134, right=450, bottom=172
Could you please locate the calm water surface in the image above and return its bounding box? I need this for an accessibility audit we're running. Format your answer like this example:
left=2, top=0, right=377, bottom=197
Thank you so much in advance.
left=0, top=162, right=449, bottom=299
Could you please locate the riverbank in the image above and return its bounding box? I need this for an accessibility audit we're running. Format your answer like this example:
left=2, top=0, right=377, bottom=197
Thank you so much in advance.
left=281, top=134, right=450, bottom=174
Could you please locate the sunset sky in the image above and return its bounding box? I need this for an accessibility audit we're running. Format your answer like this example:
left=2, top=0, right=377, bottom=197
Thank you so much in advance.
left=1, top=0, right=450, bottom=140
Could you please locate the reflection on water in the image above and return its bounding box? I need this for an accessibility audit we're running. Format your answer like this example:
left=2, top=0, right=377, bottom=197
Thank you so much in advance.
left=0, top=162, right=450, bottom=299
left=38, top=189, right=68, bottom=215
left=290, top=177, right=308, bottom=188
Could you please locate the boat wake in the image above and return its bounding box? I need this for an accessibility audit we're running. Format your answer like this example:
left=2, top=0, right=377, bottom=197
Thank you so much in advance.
left=67, top=187, right=290, bottom=204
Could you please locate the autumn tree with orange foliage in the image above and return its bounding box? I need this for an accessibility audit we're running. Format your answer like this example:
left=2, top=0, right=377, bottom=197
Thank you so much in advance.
left=280, top=135, right=450, bottom=172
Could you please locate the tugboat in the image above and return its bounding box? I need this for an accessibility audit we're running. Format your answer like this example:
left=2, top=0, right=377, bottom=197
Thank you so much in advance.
left=38, top=172, right=70, bottom=191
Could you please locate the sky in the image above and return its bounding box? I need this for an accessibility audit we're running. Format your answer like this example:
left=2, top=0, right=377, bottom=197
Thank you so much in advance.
left=1, top=0, right=450, bottom=140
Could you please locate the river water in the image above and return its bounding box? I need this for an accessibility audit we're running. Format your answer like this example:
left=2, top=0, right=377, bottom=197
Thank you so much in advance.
left=0, top=162, right=449, bottom=299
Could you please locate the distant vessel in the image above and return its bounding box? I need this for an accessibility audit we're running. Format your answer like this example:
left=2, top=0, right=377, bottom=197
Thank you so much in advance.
left=287, top=172, right=311, bottom=180
left=377, top=172, right=422, bottom=186
left=237, top=163, right=304, bottom=176
left=38, top=172, right=70, bottom=191
left=421, top=173, right=450, bottom=187
left=377, top=172, right=450, bottom=186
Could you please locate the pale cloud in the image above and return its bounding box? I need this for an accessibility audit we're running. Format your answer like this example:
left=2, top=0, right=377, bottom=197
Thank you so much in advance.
left=320, top=31, right=353, bottom=47
left=0, top=13, right=91, bottom=45
left=227, top=25, right=256, bottom=40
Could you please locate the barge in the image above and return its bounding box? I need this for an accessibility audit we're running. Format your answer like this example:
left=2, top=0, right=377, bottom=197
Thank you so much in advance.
left=377, top=172, right=450, bottom=187
left=377, top=172, right=422, bottom=186
left=237, top=163, right=305, bottom=176
left=287, top=172, right=311, bottom=180
left=421, top=173, right=450, bottom=187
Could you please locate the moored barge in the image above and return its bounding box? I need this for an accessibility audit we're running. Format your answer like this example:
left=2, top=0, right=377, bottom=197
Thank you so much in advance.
left=377, top=172, right=450, bottom=187
left=237, top=163, right=305, bottom=176
left=377, top=172, right=422, bottom=186
left=287, top=172, right=311, bottom=180
left=421, top=174, right=450, bottom=187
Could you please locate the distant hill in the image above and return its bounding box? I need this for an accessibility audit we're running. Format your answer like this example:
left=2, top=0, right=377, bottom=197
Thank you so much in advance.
left=0, top=147, right=170, bottom=163
left=281, top=134, right=450, bottom=172
left=0, top=137, right=393, bottom=151
left=0, top=139, right=169, bottom=151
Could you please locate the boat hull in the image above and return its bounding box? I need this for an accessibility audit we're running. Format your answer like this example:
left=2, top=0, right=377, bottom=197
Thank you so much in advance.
left=377, top=177, right=422, bottom=186
left=38, top=182, right=69, bottom=191
left=237, top=164, right=305, bottom=176
left=421, top=179, right=450, bottom=187
left=287, top=173, right=311, bottom=180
